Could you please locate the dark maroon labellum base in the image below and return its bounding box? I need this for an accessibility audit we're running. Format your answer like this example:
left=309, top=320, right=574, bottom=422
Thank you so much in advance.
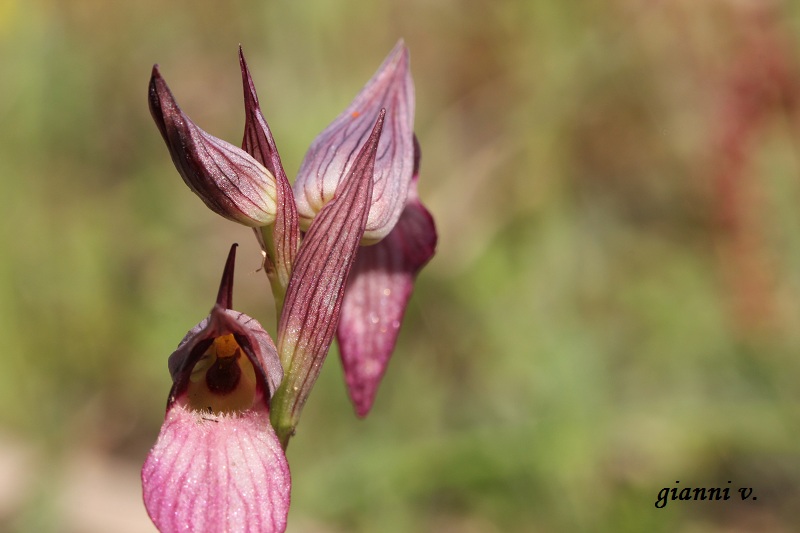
left=206, top=349, right=242, bottom=394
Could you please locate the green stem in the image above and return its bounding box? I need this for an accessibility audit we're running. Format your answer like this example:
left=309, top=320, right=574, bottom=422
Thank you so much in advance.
left=269, top=382, right=297, bottom=449
left=258, top=226, right=288, bottom=322
left=256, top=224, right=298, bottom=449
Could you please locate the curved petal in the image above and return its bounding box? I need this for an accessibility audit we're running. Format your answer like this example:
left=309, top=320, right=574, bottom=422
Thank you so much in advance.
left=293, top=40, right=414, bottom=242
left=149, top=66, right=277, bottom=227
left=142, top=404, right=290, bottom=533
left=337, top=189, right=436, bottom=417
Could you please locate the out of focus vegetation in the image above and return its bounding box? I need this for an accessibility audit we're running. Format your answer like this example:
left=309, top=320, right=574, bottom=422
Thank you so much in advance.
left=1, top=0, right=799, bottom=531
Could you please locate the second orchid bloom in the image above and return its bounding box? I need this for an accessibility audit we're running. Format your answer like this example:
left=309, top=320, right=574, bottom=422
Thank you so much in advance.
left=144, top=40, right=436, bottom=533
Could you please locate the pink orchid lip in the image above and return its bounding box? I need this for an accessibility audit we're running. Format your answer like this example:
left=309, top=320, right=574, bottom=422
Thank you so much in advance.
left=142, top=403, right=291, bottom=533
left=292, top=40, right=415, bottom=243
left=149, top=66, right=278, bottom=227
left=143, top=244, right=291, bottom=533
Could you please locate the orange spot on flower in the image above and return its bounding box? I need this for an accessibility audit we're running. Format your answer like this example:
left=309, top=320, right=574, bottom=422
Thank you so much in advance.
left=351, top=111, right=360, bottom=118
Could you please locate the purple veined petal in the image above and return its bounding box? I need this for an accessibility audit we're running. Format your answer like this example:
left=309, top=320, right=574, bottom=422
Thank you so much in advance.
left=167, top=307, right=284, bottom=406
left=149, top=66, right=278, bottom=227
left=142, top=403, right=291, bottom=533
left=271, top=111, right=384, bottom=437
left=167, top=244, right=283, bottom=403
left=239, top=48, right=299, bottom=288
left=215, top=239, right=237, bottom=310
left=293, top=40, right=414, bottom=243
left=337, top=166, right=437, bottom=417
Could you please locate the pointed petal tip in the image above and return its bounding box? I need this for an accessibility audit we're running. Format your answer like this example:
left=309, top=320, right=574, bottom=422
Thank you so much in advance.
left=216, top=243, right=239, bottom=310
left=149, top=65, right=168, bottom=96
left=375, top=107, right=387, bottom=131
left=344, top=368, right=381, bottom=418
left=337, top=197, right=436, bottom=419
left=239, top=46, right=260, bottom=109
left=354, top=401, right=373, bottom=419
left=339, top=338, right=391, bottom=419
left=148, top=65, right=173, bottom=138
left=147, top=65, right=278, bottom=227
left=390, top=38, right=409, bottom=59
left=356, top=109, right=385, bottom=163
left=388, top=40, right=410, bottom=74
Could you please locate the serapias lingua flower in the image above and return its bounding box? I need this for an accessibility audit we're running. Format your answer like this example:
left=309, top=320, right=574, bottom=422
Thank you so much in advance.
left=141, top=244, right=290, bottom=533
left=292, top=41, right=437, bottom=416
left=147, top=39, right=436, bottom=428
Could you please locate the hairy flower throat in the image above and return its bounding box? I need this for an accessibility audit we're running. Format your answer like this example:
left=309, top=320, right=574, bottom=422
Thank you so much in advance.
left=186, top=334, right=257, bottom=414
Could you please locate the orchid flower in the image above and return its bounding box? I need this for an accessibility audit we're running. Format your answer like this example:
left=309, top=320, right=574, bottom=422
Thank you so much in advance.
left=150, top=40, right=435, bottom=421
left=145, top=39, right=435, bottom=531
left=292, top=41, right=437, bottom=416
left=142, top=244, right=290, bottom=533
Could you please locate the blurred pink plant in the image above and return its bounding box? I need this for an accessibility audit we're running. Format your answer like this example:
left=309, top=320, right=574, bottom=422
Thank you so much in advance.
left=710, top=3, right=800, bottom=333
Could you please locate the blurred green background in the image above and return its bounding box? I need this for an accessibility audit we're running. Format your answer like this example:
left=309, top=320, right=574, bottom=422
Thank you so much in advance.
left=1, top=0, right=800, bottom=531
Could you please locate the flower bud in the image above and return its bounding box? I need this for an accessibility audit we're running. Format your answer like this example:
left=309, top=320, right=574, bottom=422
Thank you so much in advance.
left=149, top=66, right=277, bottom=227
left=293, top=40, right=414, bottom=243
